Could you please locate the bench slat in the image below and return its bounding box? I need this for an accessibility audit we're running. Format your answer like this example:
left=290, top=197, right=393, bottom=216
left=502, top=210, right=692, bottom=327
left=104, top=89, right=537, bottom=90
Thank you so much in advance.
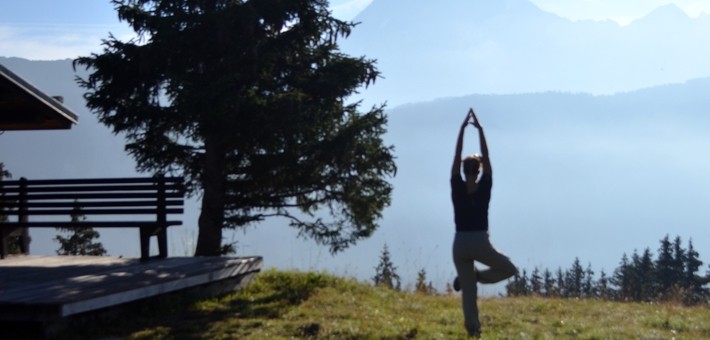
left=1, top=192, right=184, bottom=200
left=1, top=221, right=182, bottom=228
left=0, top=200, right=183, bottom=209
left=0, top=184, right=184, bottom=194
left=1, top=208, right=183, bottom=215
left=0, top=177, right=183, bottom=186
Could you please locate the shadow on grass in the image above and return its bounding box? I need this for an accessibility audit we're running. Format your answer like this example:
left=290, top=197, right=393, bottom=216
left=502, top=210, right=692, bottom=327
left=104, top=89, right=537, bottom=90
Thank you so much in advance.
left=54, top=270, right=338, bottom=339
left=227, top=270, right=338, bottom=319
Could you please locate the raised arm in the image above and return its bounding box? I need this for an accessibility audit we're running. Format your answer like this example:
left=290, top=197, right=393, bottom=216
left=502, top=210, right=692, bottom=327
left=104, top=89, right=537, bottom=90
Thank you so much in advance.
left=452, top=109, right=472, bottom=178
left=470, top=109, right=492, bottom=176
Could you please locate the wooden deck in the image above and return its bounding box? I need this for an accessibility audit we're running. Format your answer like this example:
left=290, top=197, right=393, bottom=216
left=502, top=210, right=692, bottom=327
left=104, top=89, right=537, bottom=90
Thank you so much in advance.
left=0, top=255, right=262, bottom=323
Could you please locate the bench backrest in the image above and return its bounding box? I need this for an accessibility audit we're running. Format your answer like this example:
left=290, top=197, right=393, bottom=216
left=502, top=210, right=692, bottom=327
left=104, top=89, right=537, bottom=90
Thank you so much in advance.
left=0, top=176, right=185, bottom=228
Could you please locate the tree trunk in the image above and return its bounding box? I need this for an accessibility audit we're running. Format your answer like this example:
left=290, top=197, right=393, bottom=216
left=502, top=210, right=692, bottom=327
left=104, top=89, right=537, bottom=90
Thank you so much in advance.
left=194, top=137, right=227, bottom=256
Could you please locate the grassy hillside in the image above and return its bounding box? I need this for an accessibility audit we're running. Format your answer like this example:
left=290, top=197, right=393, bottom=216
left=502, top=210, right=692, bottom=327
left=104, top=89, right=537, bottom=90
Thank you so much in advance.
left=62, top=270, right=710, bottom=339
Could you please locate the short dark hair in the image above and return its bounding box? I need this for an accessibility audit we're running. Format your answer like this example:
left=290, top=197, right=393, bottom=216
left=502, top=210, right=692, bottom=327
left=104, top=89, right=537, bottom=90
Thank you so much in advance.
left=462, top=155, right=481, bottom=175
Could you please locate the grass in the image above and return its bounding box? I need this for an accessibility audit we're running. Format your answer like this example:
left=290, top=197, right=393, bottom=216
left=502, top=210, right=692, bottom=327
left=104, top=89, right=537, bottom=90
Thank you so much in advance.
left=58, top=270, right=710, bottom=339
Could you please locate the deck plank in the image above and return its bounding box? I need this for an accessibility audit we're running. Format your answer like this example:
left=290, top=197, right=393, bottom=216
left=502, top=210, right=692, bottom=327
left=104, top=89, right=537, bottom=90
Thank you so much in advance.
left=0, top=255, right=262, bottom=321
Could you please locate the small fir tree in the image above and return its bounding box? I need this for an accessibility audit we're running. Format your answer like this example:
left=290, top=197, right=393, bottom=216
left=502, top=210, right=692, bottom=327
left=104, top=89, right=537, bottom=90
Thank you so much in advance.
left=671, top=236, right=687, bottom=286
left=597, top=269, right=611, bottom=300
left=682, top=239, right=707, bottom=304
left=373, top=244, right=401, bottom=290
left=543, top=268, right=556, bottom=297
left=565, top=257, right=584, bottom=298
left=530, top=267, right=543, bottom=295
left=636, top=248, right=656, bottom=301
left=415, top=268, right=428, bottom=294
left=506, top=269, right=530, bottom=296
left=582, top=262, right=595, bottom=298
left=0, top=163, right=10, bottom=182
left=0, top=163, right=20, bottom=255
left=414, top=268, right=436, bottom=294
left=55, top=205, right=107, bottom=256
left=655, top=235, right=675, bottom=293
left=445, top=282, right=454, bottom=296
left=611, top=253, right=632, bottom=301
left=556, top=267, right=566, bottom=297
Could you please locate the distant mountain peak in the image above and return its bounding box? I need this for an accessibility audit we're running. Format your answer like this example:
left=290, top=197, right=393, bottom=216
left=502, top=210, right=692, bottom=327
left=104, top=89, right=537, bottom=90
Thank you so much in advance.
left=637, top=3, right=689, bottom=23
left=355, top=0, right=543, bottom=22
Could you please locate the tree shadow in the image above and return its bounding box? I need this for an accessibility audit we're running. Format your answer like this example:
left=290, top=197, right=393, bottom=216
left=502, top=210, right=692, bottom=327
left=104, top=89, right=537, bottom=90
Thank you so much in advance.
left=55, top=271, right=336, bottom=339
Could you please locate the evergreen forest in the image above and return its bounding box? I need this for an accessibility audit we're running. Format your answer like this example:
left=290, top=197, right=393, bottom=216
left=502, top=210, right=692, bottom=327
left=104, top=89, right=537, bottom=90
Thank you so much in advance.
left=505, top=235, right=710, bottom=305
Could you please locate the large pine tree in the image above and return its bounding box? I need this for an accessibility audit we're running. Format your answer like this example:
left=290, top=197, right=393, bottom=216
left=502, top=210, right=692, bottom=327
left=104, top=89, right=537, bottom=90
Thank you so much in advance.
left=75, top=0, right=396, bottom=256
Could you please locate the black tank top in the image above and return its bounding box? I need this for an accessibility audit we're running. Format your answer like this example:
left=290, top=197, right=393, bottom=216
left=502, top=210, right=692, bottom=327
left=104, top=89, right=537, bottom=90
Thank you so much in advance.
left=451, top=173, right=492, bottom=231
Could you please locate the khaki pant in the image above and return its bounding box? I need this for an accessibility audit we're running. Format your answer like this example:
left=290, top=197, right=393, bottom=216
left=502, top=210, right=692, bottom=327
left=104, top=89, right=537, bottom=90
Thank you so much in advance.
left=453, top=231, right=517, bottom=335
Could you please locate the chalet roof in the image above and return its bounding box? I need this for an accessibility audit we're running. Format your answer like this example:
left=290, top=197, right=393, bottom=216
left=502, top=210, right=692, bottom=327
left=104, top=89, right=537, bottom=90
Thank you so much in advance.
left=0, top=63, right=78, bottom=131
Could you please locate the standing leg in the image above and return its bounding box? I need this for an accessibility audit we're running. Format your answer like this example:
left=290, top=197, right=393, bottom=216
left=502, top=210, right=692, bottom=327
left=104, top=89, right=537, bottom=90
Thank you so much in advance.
left=453, top=233, right=481, bottom=336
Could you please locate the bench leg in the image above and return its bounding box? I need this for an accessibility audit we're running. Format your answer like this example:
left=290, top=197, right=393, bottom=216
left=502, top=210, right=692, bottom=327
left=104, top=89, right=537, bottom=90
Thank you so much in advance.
left=19, top=228, right=30, bottom=254
left=139, top=227, right=150, bottom=260
left=0, top=234, right=7, bottom=259
left=157, top=227, right=168, bottom=259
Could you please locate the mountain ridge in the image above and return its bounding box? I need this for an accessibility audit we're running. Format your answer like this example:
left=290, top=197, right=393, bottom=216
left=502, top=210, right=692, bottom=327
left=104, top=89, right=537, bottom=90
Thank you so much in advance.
left=343, top=0, right=710, bottom=106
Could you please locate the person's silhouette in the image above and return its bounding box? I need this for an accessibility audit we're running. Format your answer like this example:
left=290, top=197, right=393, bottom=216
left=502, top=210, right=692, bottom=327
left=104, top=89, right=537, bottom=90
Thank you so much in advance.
left=451, top=108, right=517, bottom=337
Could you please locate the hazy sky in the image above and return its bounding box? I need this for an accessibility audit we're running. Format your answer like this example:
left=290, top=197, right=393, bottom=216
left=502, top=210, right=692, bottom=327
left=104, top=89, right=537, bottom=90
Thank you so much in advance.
left=0, top=0, right=370, bottom=60
left=3, top=1, right=710, bottom=59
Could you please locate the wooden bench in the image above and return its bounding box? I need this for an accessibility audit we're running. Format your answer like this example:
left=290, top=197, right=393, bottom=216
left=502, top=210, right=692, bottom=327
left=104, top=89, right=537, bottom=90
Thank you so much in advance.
left=0, top=176, right=185, bottom=260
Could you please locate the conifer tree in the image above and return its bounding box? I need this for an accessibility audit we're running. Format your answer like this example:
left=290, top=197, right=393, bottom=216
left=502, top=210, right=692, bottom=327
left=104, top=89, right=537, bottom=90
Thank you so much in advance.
left=565, top=257, right=584, bottom=298
left=0, top=164, right=20, bottom=255
left=543, top=268, right=556, bottom=297
left=505, top=269, right=530, bottom=296
left=655, top=235, right=675, bottom=294
left=611, top=253, right=632, bottom=301
left=0, top=164, right=11, bottom=222
left=556, top=267, right=566, bottom=297
left=373, top=244, right=401, bottom=290
left=633, top=248, right=656, bottom=301
left=521, top=270, right=531, bottom=295
left=55, top=205, right=107, bottom=256
left=445, top=282, right=454, bottom=296
left=684, top=239, right=703, bottom=287
left=530, top=267, right=543, bottom=295
left=75, top=0, right=396, bottom=256
left=683, top=239, right=707, bottom=304
left=413, top=268, right=436, bottom=295
left=582, top=262, right=595, bottom=298
left=671, top=236, right=687, bottom=286
left=597, top=269, right=611, bottom=300
left=415, top=268, right=426, bottom=293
